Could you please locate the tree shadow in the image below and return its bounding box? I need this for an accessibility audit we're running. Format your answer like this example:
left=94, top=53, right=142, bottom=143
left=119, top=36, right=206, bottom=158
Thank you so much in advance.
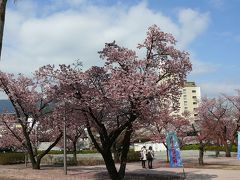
left=185, top=170, right=218, bottom=180
left=92, top=169, right=218, bottom=180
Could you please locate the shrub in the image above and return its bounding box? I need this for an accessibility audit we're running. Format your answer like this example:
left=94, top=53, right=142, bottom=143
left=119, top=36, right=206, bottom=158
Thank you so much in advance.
left=38, top=149, right=98, bottom=155
left=181, top=144, right=237, bottom=152
left=77, top=158, right=105, bottom=166
left=205, top=145, right=224, bottom=151
left=78, top=149, right=98, bottom=154
left=231, top=144, right=237, bottom=152
left=0, top=152, right=25, bottom=165
left=127, top=150, right=140, bottom=162
left=181, top=144, right=200, bottom=150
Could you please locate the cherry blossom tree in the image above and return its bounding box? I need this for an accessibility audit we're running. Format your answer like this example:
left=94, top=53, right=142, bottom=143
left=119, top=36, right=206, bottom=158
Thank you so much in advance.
left=196, top=96, right=235, bottom=159
left=191, top=118, right=212, bottom=165
left=37, top=25, right=192, bottom=180
left=64, top=110, right=86, bottom=164
left=222, top=90, right=240, bottom=150
left=0, top=71, right=63, bottom=169
left=146, top=102, right=190, bottom=162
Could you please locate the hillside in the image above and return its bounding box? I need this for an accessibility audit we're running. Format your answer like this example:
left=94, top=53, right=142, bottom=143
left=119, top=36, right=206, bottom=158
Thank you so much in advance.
left=0, top=100, right=14, bottom=113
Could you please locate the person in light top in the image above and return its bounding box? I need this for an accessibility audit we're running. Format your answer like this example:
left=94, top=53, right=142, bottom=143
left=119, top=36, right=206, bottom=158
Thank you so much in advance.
left=140, top=146, right=147, bottom=168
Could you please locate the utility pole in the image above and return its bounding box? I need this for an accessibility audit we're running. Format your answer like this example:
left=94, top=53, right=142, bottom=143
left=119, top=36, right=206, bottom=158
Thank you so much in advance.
left=63, top=102, right=67, bottom=175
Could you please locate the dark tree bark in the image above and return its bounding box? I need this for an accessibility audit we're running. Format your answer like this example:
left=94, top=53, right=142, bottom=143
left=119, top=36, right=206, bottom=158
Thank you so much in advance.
left=223, top=141, right=231, bottom=157
left=113, top=141, right=120, bottom=163
left=25, top=131, right=63, bottom=169
left=0, top=0, right=7, bottom=60
left=86, top=111, right=136, bottom=180
left=163, top=142, right=169, bottom=163
left=118, top=124, right=133, bottom=179
left=72, top=140, right=78, bottom=164
left=198, top=142, right=204, bottom=166
left=215, top=141, right=220, bottom=157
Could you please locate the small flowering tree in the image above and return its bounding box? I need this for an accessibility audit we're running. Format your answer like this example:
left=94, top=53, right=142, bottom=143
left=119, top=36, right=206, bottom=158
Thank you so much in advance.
left=196, top=96, right=235, bottom=159
left=224, top=90, right=240, bottom=146
left=0, top=71, right=63, bottom=169
left=191, top=118, right=212, bottom=165
left=65, top=110, right=86, bottom=164
left=147, top=102, right=190, bottom=162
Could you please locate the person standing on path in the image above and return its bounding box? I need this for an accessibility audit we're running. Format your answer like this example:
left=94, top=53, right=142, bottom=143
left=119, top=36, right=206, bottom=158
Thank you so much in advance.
left=147, top=146, right=154, bottom=169
left=140, top=146, right=147, bottom=168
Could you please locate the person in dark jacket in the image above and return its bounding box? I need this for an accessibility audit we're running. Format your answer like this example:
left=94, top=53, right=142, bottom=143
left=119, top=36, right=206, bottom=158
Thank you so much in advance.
left=147, top=146, right=154, bottom=169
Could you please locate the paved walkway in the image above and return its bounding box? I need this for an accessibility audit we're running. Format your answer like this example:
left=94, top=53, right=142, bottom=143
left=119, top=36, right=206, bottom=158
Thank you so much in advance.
left=0, top=154, right=240, bottom=179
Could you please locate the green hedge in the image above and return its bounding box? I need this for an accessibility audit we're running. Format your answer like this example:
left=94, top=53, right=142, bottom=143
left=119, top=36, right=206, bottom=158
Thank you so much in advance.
left=231, top=145, right=237, bottom=152
left=181, top=144, right=237, bottom=152
left=0, top=152, right=25, bottom=165
left=38, top=149, right=98, bottom=155
left=181, top=144, right=200, bottom=150
left=127, top=150, right=140, bottom=162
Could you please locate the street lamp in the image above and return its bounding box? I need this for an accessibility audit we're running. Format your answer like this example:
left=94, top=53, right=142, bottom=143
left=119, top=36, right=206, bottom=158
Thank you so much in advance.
left=63, top=102, right=67, bottom=175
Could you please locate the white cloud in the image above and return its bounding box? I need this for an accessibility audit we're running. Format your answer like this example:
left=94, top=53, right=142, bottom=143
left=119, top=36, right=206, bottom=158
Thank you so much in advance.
left=178, top=9, right=209, bottom=48
left=191, top=60, right=217, bottom=75
left=189, top=53, right=218, bottom=76
left=0, top=1, right=210, bottom=75
left=209, top=0, right=224, bottom=8
left=200, top=82, right=240, bottom=97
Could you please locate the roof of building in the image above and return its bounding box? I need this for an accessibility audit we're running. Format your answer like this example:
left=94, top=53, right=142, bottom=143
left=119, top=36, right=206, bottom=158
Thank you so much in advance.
left=184, top=81, right=197, bottom=87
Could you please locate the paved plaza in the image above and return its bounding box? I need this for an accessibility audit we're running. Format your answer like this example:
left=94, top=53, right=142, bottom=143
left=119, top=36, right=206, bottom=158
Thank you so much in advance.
left=0, top=151, right=240, bottom=179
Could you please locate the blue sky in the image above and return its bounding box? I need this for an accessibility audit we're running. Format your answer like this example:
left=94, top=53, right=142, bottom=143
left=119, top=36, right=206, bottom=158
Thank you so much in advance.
left=1, top=0, right=240, bottom=98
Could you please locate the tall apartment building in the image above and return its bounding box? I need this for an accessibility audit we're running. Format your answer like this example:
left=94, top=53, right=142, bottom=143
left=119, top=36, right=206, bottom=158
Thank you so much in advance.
left=178, top=82, right=201, bottom=119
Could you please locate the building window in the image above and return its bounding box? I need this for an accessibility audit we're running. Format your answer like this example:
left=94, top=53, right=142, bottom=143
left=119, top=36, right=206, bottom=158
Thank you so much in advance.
left=192, top=90, right=196, bottom=93
left=183, top=95, right=187, bottom=100
left=183, top=89, right=186, bottom=94
left=184, top=107, right=188, bottom=110
left=184, top=101, right=187, bottom=106
left=192, top=96, right=197, bottom=99
left=194, top=114, right=198, bottom=116
left=193, top=102, right=197, bottom=105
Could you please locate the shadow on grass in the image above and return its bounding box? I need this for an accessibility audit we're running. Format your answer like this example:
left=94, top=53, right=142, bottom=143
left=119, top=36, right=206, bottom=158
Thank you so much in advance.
left=92, top=169, right=218, bottom=180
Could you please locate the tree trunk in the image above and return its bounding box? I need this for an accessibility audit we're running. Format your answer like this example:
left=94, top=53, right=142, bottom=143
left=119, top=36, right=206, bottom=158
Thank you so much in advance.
left=215, top=149, right=219, bottom=157
left=118, top=124, right=133, bottom=179
left=27, top=132, right=63, bottom=170
left=198, top=143, right=204, bottom=166
left=27, top=151, right=40, bottom=169
left=163, top=142, right=169, bottom=163
left=102, top=149, right=122, bottom=180
left=224, top=142, right=231, bottom=157
left=215, top=141, right=220, bottom=157
left=0, top=0, right=7, bottom=60
left=113, top=141, right=120, bottom=163
left=73, top=141, right=78, bottom=164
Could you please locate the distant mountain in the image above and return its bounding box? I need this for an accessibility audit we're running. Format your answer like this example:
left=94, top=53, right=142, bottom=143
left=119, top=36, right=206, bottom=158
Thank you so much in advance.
left=0, top=100, right=15, bottom=113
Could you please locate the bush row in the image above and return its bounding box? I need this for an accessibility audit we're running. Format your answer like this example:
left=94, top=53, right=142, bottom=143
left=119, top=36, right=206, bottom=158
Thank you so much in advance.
left=0, top=152, right=25, bottom=165
left=0, top=149, right=140, bottom=165
left=38, top=149, right=98, bottom=154
left=181, top=144, right=237, bottom=152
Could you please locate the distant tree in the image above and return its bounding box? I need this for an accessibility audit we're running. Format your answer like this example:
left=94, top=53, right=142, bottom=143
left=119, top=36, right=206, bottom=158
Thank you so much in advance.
left=223, top=90, right=240, bottom=148
left=148, top=102, right=190, bottom=162
left=191, top=120, right=210, bottom=165
left=66, top=110, right=86, bottom=164
left=37, top=25, right=192, bottom=180
left=196, top=96, right=235, bottom=159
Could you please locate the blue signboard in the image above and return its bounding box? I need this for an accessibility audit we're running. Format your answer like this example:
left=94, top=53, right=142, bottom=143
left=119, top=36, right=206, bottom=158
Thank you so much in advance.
left=166, top=131, right=183, bottom=167
left=238, top=132, right=240, bottom=160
